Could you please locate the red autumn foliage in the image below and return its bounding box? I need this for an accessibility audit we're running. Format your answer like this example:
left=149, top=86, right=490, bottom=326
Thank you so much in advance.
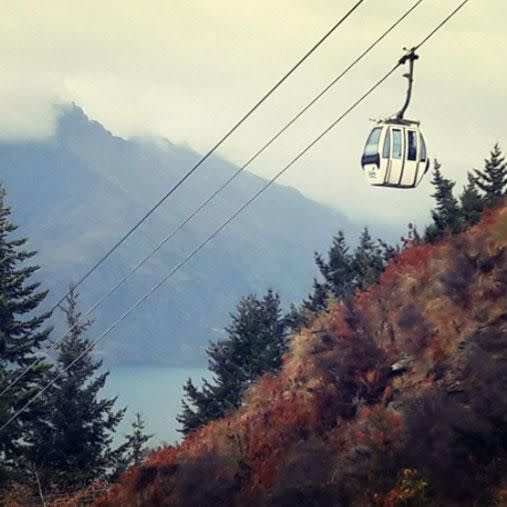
left=98, top=202, right=507, bottom=507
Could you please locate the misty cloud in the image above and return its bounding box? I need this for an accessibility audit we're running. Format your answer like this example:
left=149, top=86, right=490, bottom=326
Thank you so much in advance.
left=1, top=0, right=505, bottom=224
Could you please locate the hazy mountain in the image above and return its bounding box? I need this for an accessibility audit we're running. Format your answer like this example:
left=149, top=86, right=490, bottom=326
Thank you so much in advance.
left=0, top=104, right=393, bottom=366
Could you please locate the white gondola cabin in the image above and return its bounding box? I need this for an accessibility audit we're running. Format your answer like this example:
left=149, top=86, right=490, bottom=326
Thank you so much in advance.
left=361, top=47, right=431, bottom=188
left=361, top=119, right=429, bottom=188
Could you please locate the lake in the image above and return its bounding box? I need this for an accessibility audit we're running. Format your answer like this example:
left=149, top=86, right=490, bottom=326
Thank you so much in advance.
left=103, top=365, right=210, bottom=447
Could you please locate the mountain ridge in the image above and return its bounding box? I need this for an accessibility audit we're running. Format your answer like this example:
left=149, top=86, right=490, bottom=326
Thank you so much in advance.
left=0, top=103, right=392, bottom=366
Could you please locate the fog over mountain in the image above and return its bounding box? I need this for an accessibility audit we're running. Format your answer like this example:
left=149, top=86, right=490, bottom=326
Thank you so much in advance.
left=0, top=104, right=399, bottom=365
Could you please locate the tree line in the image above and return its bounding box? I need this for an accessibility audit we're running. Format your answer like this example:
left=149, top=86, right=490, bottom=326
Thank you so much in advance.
left=0, top=185, right=151, bottom=497
left=178, top=143, right=507, bottom=434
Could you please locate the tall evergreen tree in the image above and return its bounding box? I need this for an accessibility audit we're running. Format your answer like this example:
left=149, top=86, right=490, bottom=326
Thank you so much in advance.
left=305, top=229, right=391, bottom=310
left=425, top=160, right=462, bottom=242
left=283, top=303, right=308, bottom=333
left=304, top=230, right=354, bottom=311
left=303, top=278, right=329, bottom=313
left=352, top=228, right=386, bottom=291
left=27, top=287, right=125, bottom=492
left=317, top=230, right=355, bottom=300
left=474, top=143, right=507, bottom=205
left=0, top=183, right=52, bottom=486
left=178, top=290, right=289, bottom=435
left=460, top=171, right=484, bottom=227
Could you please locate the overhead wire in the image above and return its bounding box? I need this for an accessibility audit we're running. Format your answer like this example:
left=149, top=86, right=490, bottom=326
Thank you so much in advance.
left=0, top=0, right=470, bottom=434
left=41, top=1, right=366, bottom=319
left=0, top=0, right=425, bottom=400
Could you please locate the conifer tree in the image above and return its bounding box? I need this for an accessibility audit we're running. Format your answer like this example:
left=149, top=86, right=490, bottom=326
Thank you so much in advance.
left=110, top=413, right=152, bottom=481
left=28, top=287, right=125, bottom=492
left=352, top=228, right=386, bottom=291
left=178, top=290, right=288, bottom=435
left=303, top=230, right=354, bottom=311
left=473, top=143, right=507, bottom=205
left=303, top=278, right=329, bottom=313
left=318, top=230, right=356, bottom=299
left=123, top=413, right=151, bottom=467
left=283, top=303, right=308, bottom=333
left=460, top=171, right=484, bottom=227
left=305, top=229, right=391, bottom=310
left=0, top=184, right=52, bottom=486
left=425, top=160, right=462, bottom=242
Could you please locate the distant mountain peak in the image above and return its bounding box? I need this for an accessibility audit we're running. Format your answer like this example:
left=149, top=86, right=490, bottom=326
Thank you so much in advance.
left=54, top=102, right=119, bottom=147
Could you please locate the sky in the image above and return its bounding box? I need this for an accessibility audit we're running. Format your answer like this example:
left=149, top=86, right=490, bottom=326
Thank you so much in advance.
left=1, top=0, right=505, bottom=226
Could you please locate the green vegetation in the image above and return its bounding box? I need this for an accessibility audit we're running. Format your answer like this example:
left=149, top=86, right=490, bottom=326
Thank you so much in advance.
left=0, top=186, right=151, bottom=499
left=474, top=143, right=507, bottom=206
left=178, top=290, right=291, bottom=434
left=426, top=145, right=507, bottom=241
left=0, top=184, right=52, bottom=487
left=304, top=227, right=394, bottom=313
left=27, top=287, right=128, bottom=491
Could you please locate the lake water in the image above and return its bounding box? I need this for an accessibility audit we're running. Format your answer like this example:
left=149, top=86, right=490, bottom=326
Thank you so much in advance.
left=103, top=365, right=210, bottom=447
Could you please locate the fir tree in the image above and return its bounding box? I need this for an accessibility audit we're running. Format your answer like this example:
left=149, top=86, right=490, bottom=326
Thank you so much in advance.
left=110, top=412, right=152, bottom=481
left=124, top=413, right=151, bottom=467
left=305, top=229, right=392, bottom=310
left=318, top=230, right=355, bottom=299
left=27, top=287, right=125, bottom=492
left=474, top=143, right=507, bottom=205
left=352, top=228, right=386, bottom=291
left=460, top=171, right=484, bottom=227
left=0, top=184, right=52, bottom=486
left=178, top=290, right=288, bottom=435
left=284, top=303, right=308, bottom=333
left=304, top=230, right=354, bottom=311
left=303, top=278, right=329, bottom=313
left=425, top=160, right=462, bottom=242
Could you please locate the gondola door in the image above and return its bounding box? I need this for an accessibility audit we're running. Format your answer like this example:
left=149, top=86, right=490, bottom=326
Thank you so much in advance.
left=386, top=127, right=404, bottom=185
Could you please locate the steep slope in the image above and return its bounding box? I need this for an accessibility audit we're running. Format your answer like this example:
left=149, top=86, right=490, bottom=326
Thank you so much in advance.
left=99, top=202, right=507, bottom=506
left=0, top=104, right=371, bottom=365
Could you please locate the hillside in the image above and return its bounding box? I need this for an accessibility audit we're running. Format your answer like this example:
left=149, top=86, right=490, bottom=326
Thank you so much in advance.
left=98, top=202, right=507, bottom=506
left=0, top=104, right=384, bottom=365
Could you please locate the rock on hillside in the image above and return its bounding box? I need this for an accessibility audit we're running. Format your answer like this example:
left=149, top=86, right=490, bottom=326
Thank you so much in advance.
left=98, top=202, right=507, bottom=506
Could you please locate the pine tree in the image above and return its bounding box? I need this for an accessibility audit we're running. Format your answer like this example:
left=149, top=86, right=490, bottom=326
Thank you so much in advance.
left=352, top=228, right=386, bottom=291
left=0, top=183, right=52, bottom=486
left=110, top=413, right=152, bottom=481
left=303, top=278, right=329, bottom=313
left=284, top=303, right=308, bottom=333
left=178, top=290, right=288, bottom=435
left=27, top=287, right=126, bottom=492
left=124, top=413, right=151, bottom=467
left=424, top=160, right=462, bottom=242
left=304, top=230, right=354, bottom=311
left=305, top=229, right=392, bottom=309
left=460, top=171, right=484, bottom=227
left=474, top=143, right=507, bottom=205
left=319, top=230, right=356, bottom=299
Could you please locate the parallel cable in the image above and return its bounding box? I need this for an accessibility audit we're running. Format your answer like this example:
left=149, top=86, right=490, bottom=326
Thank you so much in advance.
left=0, top=0, right=471, bottom=434
left=42, top=1, right=366, bottom=317
left=414, top=0, right=469, bottom=50
left=0, top=0, right=424, bottom=400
